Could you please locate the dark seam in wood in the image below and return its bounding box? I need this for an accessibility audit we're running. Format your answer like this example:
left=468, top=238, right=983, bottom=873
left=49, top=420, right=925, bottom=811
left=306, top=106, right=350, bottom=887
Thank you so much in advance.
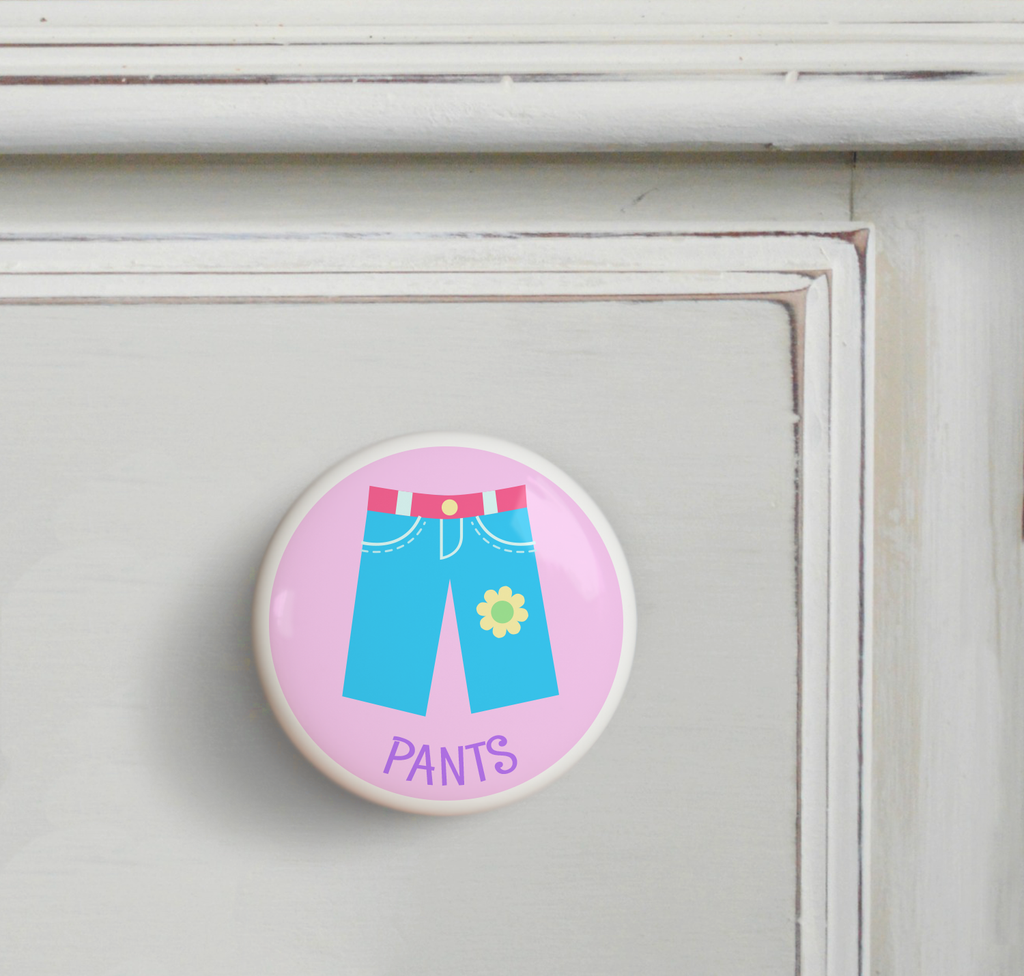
left=0, top=70, right=994, bottom=85
left=0, top=289, right=810, bottom=305
left=784, top=286, right=809, bottom=976
left=0, top=230, right=866, bottom=242
left=0, top=270, right=816, bottom=277
left=854, top=230, right=869, bottom=976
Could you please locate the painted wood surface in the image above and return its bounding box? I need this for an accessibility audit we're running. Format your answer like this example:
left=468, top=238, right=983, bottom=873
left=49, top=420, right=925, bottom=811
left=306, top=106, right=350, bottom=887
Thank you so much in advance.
left=0, top=302, right=798, bottom=976
left=2, top=2, right=1024, bottom=151
left=854, top=156, right=1024, bottom=976
left=0, top=152, right=1018, bottom=974
left=0, top=188, right=871, bottom=975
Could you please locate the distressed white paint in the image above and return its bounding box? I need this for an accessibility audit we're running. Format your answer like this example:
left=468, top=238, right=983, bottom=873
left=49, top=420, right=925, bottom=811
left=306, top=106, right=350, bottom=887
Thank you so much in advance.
left=854, top=157, right=1024, bottom=976
left=1, top=2, right=1024, bottom=151
left=0, top=154, right=857, bottom=232
left=4, top=146, right=1019, bottom=976
left=0, top=222, right=871, bottom=975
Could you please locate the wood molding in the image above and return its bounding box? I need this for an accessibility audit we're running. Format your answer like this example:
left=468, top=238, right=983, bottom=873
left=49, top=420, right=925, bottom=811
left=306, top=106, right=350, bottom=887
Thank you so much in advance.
left=0, top=225, right=873, bottom=975
left=1, top=2, right=1023, bottom=151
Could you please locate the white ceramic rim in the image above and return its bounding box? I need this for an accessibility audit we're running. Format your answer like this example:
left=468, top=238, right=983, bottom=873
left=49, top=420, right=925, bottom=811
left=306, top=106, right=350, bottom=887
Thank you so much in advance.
left=252, top=432, right=637, bottom=816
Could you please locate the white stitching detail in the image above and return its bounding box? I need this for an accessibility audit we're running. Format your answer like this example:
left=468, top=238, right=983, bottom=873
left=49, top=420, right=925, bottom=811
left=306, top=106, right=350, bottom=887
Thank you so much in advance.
left=474, top=516, right=533, bottom=547
left=363, top=520, right=424, bottom=554
left=440, top=518, right=464, bottom=560
left=363, top=516, right=422, bottom=547
left=471, top=523, right=532, bottom=554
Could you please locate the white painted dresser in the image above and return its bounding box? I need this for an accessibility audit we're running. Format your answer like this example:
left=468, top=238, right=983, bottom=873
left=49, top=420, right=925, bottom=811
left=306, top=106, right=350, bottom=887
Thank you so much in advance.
left=2, top=5, right=1023, bottom=975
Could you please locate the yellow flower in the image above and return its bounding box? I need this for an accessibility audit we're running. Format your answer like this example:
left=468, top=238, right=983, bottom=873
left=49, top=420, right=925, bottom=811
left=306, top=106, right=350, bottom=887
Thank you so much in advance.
left=477, top=586, right=528, bottom=639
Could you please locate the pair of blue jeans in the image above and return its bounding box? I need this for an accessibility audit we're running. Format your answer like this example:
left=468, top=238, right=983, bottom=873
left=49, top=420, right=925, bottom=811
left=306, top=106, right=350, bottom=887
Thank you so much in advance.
left=342, top=495, right=559, bottom=715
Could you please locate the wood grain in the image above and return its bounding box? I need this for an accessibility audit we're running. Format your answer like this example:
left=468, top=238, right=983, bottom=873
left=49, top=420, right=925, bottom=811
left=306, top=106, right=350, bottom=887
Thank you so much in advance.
left=855, top=154, right=1024, bottom=976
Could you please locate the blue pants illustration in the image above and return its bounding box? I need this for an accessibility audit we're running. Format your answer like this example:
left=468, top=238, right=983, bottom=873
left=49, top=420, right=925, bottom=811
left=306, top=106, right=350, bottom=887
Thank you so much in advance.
left=342, top=487, right=559, bottom=715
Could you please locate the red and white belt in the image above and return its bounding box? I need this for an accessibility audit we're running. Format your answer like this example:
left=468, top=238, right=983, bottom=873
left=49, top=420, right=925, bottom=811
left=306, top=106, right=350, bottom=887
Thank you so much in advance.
left=367, top=485, right=527, bottom=520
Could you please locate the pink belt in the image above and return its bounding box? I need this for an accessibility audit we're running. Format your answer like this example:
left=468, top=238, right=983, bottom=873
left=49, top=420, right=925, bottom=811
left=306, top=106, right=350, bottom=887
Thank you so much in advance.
left=367, top=485, right=527, bottom=520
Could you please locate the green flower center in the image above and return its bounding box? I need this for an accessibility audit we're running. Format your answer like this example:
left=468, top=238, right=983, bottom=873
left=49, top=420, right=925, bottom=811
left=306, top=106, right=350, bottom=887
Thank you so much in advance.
left=491, top=600, right=515, bottom=624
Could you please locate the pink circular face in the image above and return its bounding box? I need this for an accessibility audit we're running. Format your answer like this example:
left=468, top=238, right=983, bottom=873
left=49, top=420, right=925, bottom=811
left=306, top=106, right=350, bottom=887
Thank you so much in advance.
left=253, top=434, right=635, bottom=814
